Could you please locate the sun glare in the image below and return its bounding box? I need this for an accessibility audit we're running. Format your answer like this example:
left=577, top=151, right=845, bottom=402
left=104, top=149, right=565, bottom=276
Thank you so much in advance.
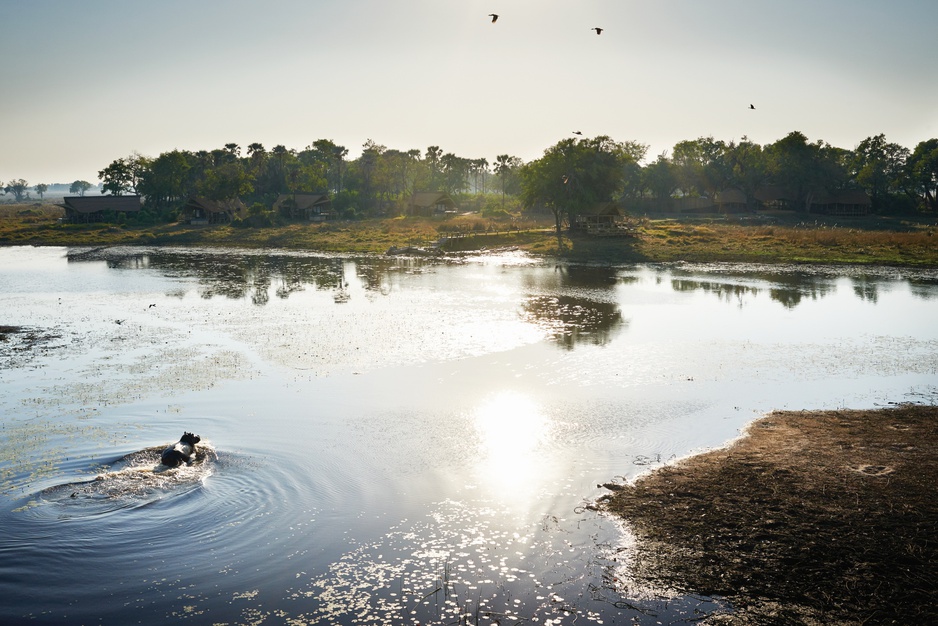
left=471, top=391, right=551, bottom=502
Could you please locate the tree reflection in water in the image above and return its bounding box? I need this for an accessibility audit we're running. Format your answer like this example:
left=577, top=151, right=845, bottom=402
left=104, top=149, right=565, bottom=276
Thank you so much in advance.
left=520, top=295, right=624, bottom=349
left=519, top=264, right=627, bottom=349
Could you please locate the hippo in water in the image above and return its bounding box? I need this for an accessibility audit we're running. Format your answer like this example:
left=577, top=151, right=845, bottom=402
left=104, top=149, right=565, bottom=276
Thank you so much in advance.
left=161, top=432, right=201, bottom=467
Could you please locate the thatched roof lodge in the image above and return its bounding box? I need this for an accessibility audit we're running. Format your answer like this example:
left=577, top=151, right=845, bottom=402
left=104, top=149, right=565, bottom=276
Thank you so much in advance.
left=408, top=192, right=456, bottom=217
left=272, top=194, right=334, bottom=221
left=183, top=197, right=246, bottom=224
left=810, top=189, right=872, bottom=216
left=714, top=188, right=749, bottom=212
left=753, top=185, right=796, bottom=210
left=62, top=195, right=142, bottom=223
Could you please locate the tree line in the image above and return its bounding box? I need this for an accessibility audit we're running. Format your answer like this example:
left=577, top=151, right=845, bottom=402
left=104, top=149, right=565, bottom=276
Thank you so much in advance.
left=91, top=140, right=525, bottom=222
left=3, top=131, right=936, bottom=224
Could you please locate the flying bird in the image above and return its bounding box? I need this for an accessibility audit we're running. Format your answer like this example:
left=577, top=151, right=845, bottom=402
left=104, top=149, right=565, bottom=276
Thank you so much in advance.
left=489, top=14, right=498, bottom=23
left=573, top=131, right=583, bottom=135
left=749, top=104, right=756, bottom=110
left=592, top=27, right=603, bottom=35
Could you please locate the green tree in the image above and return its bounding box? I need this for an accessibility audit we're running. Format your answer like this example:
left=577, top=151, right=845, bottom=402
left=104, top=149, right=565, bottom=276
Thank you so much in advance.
left=850, top=134, right=910, bottom=212
left=247, top=143, right=266, bottom=161
left=309, top=139, right=348, bottom=193
left=70, top=180, right=93, bottom=196
left=198, top=162, right=253, bottom=201
left=99, top=153, right=148, bottom=196
left=520, top=135, right=628, bottom=249
left=425, top=146, right=443, bottom=190
left=269, top=145, right=292, bottom=193
left=724, top=137, right=768, bottom=209
left=765, top=131, right=846, bottom=212
left=616, top=141, right=649, bottom=201
left=34, top=183, right=48, bottom=199
left=642, top=154, right=678, bottom=207
left=354, top=139, right=388, bottom=214
left=672, top=137, right=729, bottom=199
left=906, top=139, right=938, bottom=213
left=440, top=152, right=469, bottom=195
left=138, top=150, right=192, bottom=208
left=468, top=157, right=489, bottom=194
left=494, top=154, right=523, bottom=208
left=5, top=179, right=29, bottom=201
left=383, top=148, right=423, bottom=201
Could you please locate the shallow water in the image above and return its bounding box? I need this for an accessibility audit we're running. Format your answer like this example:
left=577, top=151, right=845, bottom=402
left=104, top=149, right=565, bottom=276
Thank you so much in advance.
left=1, top=246, right=936, bottom=624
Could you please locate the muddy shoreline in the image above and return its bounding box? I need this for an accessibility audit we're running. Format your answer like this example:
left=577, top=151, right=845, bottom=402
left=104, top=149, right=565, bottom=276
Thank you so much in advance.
left=599, top=405, right=938, bottom=625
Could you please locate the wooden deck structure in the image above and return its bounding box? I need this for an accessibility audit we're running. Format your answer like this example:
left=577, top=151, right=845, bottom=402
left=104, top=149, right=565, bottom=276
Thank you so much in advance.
left=572, top=203, right=635, bottom=236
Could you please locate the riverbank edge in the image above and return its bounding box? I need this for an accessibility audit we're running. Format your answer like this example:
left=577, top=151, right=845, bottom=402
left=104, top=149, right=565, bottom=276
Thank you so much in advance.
left=2, top=207, right=938, bottom=267
left=598, top=405, right=938, bottom=625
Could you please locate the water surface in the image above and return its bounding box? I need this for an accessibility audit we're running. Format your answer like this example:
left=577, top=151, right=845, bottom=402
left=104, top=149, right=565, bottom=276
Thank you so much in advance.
left=1, top=246, right=936, bottom=624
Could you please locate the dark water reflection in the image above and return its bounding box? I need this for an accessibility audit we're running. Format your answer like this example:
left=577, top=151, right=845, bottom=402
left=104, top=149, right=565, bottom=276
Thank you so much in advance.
left=671, top=273, right=837, bottom=310
left=521, top=295, right=624, bottom=348
left=2, top=247, right=937, bottom=625
left=70, top=248, right=631, bottom=350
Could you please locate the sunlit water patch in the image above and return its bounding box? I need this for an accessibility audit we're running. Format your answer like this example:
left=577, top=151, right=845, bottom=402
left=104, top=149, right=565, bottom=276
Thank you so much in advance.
left=284, top=500, right=726, bottom=625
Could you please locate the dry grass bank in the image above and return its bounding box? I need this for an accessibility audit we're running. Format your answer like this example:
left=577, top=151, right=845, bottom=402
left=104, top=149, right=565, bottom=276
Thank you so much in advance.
left=630, top=221, right=938, bottom=266
left=599, top=405, right=938, bottom=625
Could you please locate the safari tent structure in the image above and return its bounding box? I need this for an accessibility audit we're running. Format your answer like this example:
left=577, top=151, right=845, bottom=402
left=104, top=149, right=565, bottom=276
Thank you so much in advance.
left=753, top=186, right=871, bottom=215
left=714, top=188, right=749, bottom=213
left=272, top=193, right=334, bottom=221
left=183, top=197, right=246, bottom=224
left=407, top=192, right=457, bottom=217
left=62, top=195, right=142, bottom=223
left=809, top=190, right=872, bottom=216
left=753, top=185, right=796, bottom=210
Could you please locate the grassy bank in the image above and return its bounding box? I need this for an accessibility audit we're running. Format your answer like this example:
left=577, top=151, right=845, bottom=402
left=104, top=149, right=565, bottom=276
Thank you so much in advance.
left=2, top=203, right=937, bottom=267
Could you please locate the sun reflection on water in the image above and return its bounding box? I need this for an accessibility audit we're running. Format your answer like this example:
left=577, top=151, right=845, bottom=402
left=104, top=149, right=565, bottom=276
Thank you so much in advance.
left=471, top=391, right=551, bottom=503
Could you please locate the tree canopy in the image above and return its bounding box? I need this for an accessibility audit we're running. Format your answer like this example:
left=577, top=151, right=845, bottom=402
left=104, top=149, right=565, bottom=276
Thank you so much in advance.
left=69, top=180, right=93, bottom=196
left=4, top=179, right=30, bottom=202
left=8, top=130, right=933, bottom=222
left=520, top=136, right=642, bottom=246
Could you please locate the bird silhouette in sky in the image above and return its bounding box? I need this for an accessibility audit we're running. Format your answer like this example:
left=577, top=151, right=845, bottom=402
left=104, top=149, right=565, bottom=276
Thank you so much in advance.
left=749, top=104, right=756, bottom=110
left=592, top=27, right=603, bottom=35
left=489, top=14, right=498, bottom=23
left=573, top=131, right=583, bottom=135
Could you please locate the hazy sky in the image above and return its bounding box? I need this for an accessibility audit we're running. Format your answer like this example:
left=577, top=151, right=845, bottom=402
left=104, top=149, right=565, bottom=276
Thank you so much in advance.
left=2, top=0, right=937, bottom=184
